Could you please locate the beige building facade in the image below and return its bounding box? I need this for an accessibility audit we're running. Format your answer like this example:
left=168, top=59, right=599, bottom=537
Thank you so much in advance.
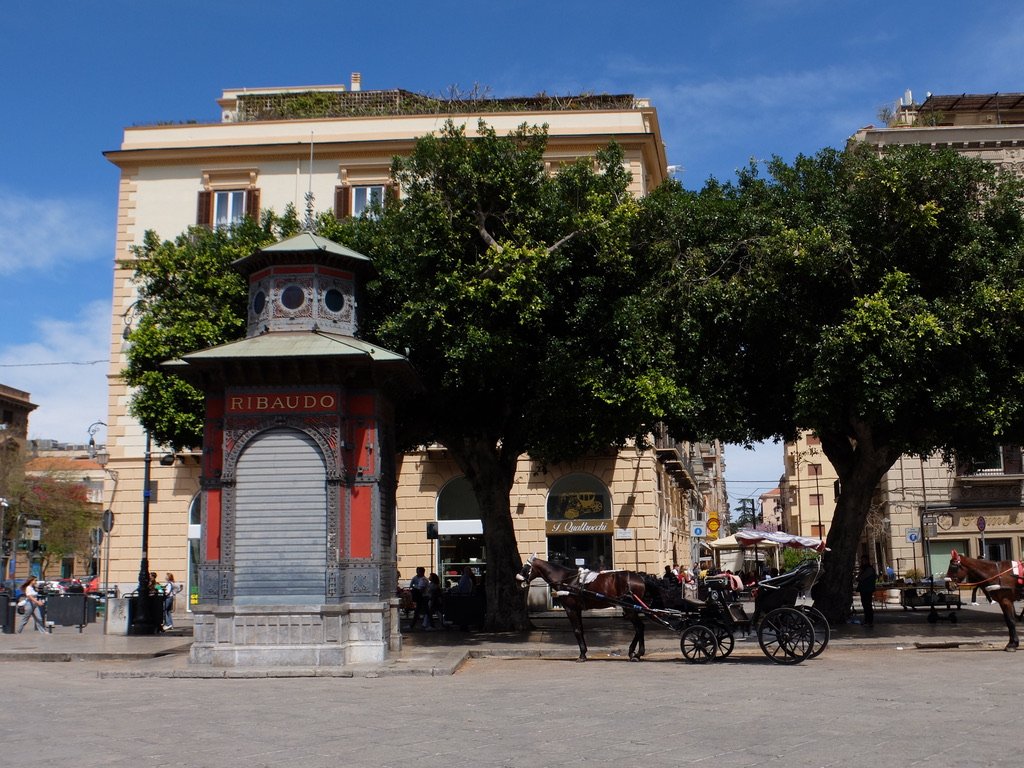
left=100, top=76, right=721, bottom=605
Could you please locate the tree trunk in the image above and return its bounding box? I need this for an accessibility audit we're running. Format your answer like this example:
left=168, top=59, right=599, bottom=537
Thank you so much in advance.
left=446, top=437, right=532, bottom=631
left=812, top=425, right=902, bottom=625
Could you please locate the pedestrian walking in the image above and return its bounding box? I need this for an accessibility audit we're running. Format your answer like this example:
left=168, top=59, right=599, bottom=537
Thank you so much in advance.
left=163, top=572, right=183, bottom=630
left=17, top=576, right=48, bottom=634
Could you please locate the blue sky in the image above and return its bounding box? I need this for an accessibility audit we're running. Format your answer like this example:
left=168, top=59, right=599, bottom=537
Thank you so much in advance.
left=2, top=1, right=1022, bottom=500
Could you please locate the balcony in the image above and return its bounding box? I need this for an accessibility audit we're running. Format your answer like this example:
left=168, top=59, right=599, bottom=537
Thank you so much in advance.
left=952, top=446, right=1024, bottom=507
left=653, top=428, right=698, bottom=490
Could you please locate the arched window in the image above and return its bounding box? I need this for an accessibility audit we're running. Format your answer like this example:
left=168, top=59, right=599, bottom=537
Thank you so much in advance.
left=547, top=473, right=610, bottom=521
left=437, top=477, right=482, bottom=520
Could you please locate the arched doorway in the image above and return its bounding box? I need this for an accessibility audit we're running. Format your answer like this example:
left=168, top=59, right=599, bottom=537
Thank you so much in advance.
left=436, top=476, right=484, bottom=589
left=233, top=428, right=328, bottom=603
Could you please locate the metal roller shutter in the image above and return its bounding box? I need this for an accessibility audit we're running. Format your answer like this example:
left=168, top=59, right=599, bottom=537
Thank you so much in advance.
left=234, top=428, right=327, bottom=604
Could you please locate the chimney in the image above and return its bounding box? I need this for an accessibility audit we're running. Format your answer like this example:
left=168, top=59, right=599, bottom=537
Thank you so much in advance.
left=350, top=72, right=361, bottom=92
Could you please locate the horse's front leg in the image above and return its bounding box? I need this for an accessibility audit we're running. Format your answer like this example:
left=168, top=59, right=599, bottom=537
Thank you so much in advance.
left=627, top=611, right=645, bottom=661
left=565, top=605, right=588, bottom=662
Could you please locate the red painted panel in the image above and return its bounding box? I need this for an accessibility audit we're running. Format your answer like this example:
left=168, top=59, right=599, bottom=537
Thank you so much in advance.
left=350, top=485, right=372, bottom=558
left=318, top=266, right=354, bottom=280
left=348, top=393, right=376, bottom=416
left=351, top=420, right=377, bottom=477
left=206, top=488, right=221, bottom=561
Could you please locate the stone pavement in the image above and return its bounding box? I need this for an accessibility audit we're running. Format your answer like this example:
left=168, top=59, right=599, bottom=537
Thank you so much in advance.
left=0, top=597, right=1016, bottom=677
left=2, top=605, right=1024, bottom=768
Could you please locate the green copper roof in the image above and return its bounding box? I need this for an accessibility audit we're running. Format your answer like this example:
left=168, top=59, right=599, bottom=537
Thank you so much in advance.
left=170, top=330, right=407, bottom=364
left=232, top=232, right=373, bottom=273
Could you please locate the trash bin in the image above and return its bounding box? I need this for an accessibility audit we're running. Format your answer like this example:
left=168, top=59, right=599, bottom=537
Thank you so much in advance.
left=127, top=593, right=164, bottom=635
left=1, top=591, right=15, bottom=634
left=44, top=593, right=89, bottom=631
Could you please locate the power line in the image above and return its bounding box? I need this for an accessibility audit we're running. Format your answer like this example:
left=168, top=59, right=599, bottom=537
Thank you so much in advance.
left=0, top=359, right=108, bottom=368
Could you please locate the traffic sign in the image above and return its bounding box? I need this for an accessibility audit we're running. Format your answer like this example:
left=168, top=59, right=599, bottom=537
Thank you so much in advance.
left=692, top=525, right=706, bottom=538
left=977, top=516, right=986, bottom=532
left=906, top=528, right=921, bottom=543
left=707, top=518, right=720, bottom=533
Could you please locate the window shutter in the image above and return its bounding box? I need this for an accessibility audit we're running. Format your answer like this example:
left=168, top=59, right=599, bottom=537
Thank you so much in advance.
left=334, top=186, right=351, bottom=219
left=1003, top=446, right=1022, bottom=475
left=245, top=188, right=261, bottom=221
left=196, top=191, right=213, bottom=227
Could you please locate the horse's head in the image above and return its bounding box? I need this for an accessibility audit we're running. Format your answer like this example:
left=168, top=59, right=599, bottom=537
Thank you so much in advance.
left=946, top=549, right=967, bottom=586
left=516, top=555, right=538, bottom=590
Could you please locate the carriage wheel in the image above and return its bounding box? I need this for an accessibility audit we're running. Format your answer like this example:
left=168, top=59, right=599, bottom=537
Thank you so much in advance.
left=798, top=605, right=831, bottom=659
left=680, top=625, right=719, bottom=663
left=757, top=608, right=815, bottom=664
left=711, top=624, right=735, bottom=659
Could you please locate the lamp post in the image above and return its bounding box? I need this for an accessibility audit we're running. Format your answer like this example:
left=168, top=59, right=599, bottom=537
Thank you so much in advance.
left=812, top=451, right=823, bottom=539
left=86, top=421, right=106, bottom=460
left=0, top=497, right=9, bottom=583
left=129, top=432, right=158, bottom=634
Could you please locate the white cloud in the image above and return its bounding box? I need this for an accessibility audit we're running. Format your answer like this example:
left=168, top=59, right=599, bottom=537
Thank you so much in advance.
left=0, top=187, right=110, bottom=275
left=0, top=300, right=110, bottom=444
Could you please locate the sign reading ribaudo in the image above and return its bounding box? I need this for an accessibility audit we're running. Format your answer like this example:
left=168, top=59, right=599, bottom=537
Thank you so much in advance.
left=546, top=519, right=615, bottom=535
left=226, top=389, right=340, bottom=414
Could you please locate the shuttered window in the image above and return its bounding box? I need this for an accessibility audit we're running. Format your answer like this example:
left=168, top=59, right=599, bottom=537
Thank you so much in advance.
left=197, top=188, right=261, bottom=227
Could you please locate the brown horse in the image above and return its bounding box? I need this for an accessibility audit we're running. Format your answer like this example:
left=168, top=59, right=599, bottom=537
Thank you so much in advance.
left=517, top=556, right=653, bottom=662
left=946, top=550, right=1022, bottom=651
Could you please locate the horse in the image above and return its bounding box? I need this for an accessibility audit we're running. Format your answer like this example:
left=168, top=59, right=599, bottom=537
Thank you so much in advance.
left=517, top=556, right=657, bottom=662
left=946, top=550, right=1022, bottom=652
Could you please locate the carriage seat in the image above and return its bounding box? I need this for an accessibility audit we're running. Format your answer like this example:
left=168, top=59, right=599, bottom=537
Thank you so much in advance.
left=758, top=561, right=818, bottom=592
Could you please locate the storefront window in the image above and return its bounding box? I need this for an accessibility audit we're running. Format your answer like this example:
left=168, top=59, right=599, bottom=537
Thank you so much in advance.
left=546, top=473, right=613, bottom=571
left=437, top=477, right=485, bottom=585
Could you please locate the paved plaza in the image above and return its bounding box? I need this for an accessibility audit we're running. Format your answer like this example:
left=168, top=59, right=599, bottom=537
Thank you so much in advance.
left=1, top=602, right=1022, bottom=767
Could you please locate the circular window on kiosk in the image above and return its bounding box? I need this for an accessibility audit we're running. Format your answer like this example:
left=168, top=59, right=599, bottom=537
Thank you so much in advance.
left=323, top=287, right=345, bottom=314
left=280, top=284, right=306, bottom=311
left=252, top=289, right=266, bottom=315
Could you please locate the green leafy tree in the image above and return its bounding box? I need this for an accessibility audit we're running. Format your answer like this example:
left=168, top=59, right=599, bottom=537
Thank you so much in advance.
left=123, top=210, right=300, bottom=449
left=643, top=144, right=1024, bottom=622
left=324, top=121, right=687, bottom=629
left=1, top=461, right=97, bottom=578
left=19, top=475, right=97, bottom=576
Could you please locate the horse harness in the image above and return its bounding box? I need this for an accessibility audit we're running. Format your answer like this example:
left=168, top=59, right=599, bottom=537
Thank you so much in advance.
left=950, top=552, right=1024, bottom=593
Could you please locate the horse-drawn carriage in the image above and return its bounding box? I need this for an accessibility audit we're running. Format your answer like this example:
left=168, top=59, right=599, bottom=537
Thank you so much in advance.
left=518, top=530, right=829, bottom=664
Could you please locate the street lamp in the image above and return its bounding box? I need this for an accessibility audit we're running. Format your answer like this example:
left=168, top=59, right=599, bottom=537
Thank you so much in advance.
left=129, top=431, right=159, bottom=634
left=87, top=421, right=106, bottom=460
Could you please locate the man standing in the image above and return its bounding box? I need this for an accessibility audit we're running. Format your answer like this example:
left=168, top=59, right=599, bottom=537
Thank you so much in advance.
left=856, top=557, right=878, bottom=628
left=408, top=566, right=429, bottom=632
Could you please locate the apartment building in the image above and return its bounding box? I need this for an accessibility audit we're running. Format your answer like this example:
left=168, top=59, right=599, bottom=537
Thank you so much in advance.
left=101, top=75, right=722, bottom=607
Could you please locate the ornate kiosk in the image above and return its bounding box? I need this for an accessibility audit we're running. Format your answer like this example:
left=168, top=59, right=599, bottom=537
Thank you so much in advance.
left=168, top=233, right=416, bottom=667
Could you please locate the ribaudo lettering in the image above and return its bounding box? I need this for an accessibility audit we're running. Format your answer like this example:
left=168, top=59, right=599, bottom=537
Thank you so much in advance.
left=227, top=393, right=337, bottom=413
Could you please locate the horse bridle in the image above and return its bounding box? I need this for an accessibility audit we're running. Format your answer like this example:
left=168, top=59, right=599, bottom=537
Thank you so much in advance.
left=947, top=551, right=1012, bottom=590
